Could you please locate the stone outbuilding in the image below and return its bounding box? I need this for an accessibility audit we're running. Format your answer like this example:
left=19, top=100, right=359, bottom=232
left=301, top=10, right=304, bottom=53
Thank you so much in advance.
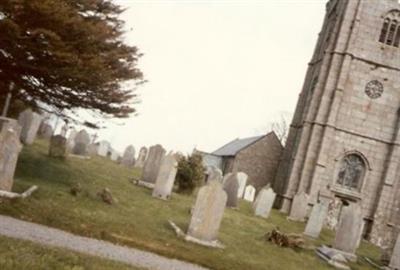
left=196, top=132, right=283, bottom=191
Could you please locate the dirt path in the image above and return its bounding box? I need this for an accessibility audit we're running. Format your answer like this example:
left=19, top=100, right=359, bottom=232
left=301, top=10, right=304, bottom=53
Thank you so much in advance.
left=0, top=215, right=209, bottom=270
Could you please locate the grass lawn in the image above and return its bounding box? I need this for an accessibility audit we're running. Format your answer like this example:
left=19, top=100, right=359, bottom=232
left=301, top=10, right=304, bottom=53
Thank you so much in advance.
left=0, top=140, right=380, bottom=270
left=0, top=235, right=142, bottom=270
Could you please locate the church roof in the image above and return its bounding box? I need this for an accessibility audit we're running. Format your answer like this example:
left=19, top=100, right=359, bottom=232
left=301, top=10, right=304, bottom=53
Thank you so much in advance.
left=212, top=134, right=269, bottom=156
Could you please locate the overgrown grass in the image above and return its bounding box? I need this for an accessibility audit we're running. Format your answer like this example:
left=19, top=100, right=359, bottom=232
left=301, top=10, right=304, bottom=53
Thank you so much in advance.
left=0, top=235, right=142, bottom=270
left=0, top=140, right=380, bottom=270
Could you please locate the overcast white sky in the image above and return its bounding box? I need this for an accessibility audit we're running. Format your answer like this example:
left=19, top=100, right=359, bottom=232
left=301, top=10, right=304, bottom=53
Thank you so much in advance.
left=94, top=0, right=326, bottom=154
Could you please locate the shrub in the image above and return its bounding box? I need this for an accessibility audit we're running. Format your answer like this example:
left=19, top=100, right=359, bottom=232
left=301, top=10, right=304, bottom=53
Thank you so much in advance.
left=176, top=153, right=206, bottom=194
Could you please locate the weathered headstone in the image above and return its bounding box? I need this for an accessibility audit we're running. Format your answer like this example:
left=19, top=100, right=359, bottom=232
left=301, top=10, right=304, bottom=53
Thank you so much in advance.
left=134, top=147, right=148, bottom=168
left=0, top=126, right=22, bottom=191
left=142, top=144, right=166, bottom=184
left=38, top=122, right=53, bottom=139
left=304, top=201, right=330, bottom=238
left=333, top=203, right=363, bottom=258
left=67, top=128, right=77, bottom=151
left=72, top=130, right=90, bottom=155
left=253, top=187, right=276, bottom=218
left=243, top=185, right=256, bottom=202
left=121, top=145, right=136, bottom=167
left=237, top=172, right=248, bottom=198
left=207, top=166, right=223, bottom=184
left=87, top=143, right=99, bottom=156
left=288, top=191, right=309, bottom=222
left=390, top=234, right=400, bottom=269
left=0, top=117, right=21, bottom=137
left=187, top=180, right=227, bottom=242
left=18, top=109, right=42, bottom=145
left=49, top=135, right=67, bottom=158
left=152, top=154, right=178, bottom=200
left=223, top=173, right=240, bottom=208
left=97, top=140, right=111, bottom=157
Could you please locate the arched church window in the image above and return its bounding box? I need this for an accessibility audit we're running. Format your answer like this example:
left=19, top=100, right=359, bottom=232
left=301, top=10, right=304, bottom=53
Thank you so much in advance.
left=379, top=11, right=400, bottom=47
left=336, top=154, right=366, bottom=190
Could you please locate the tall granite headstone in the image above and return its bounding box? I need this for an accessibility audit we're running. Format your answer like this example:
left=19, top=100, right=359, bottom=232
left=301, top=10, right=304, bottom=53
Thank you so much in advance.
left=333, top=203, right=363, bottom=256
left=390, top=234, right=400, bottom=269
left=187, top=180, right=227, bottom=242
left=152, top=154, right=178, bottom=200
left=243, top=185, right=256, bottom=202
left=237, top=172, right=248, bottom=198
left=134, top=147, right=148, bottom=168
left=288, top=191, right=309, bottom=222
left=18, top=109, right=42, bottom=145
left=72, top=130, right=90, bottom=155
left=122, top=145, right=136, bottom=167
left=253, top=187, right=276, bottom=218
left=304, top=201, right=330, bottom=238
left=142, top=144, right=166, bottom=183
left=49, top=135, right=67, bottom=158
left=223, top=173, right=240, bottom=208
left=0, top=125, right=22, bottom=191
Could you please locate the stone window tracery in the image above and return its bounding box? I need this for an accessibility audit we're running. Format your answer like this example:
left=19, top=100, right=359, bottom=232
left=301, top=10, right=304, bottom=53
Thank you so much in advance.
left=379, top=11, right=400, bottom=47
left=336, top=154, right=366, bottom=191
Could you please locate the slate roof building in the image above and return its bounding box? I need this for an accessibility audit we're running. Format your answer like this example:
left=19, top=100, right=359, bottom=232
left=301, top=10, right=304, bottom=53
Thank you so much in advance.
left=195, top=132, right=283, bottom=191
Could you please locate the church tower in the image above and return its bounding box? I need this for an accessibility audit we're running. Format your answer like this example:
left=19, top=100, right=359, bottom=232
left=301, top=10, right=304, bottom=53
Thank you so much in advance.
left=273, top=0, right=400, bottom=246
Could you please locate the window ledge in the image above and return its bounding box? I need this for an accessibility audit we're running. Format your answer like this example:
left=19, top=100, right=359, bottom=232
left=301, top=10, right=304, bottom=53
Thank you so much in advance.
left=331, top=185, right=362, bottom=200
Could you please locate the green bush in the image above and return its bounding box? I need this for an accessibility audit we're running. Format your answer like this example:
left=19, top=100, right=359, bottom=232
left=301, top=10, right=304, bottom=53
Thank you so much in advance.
left=176, top=153, right=205, bottom=194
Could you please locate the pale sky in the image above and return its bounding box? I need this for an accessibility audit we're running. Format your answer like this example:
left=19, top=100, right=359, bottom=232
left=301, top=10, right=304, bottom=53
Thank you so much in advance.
left=92, top=0, right=326, bottom=154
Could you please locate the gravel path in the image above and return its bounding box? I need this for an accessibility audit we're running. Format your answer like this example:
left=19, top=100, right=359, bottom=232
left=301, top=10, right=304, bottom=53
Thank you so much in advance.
left=0, top=215, right=209, bottom=270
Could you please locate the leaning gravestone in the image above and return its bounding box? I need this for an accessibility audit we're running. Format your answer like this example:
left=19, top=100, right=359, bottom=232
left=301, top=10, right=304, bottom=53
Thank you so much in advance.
left=0, top=117, right=21, bottom=137
left=134, top=147, right=148, bottom=168
left=187, top=180, right=227, bottom=243
left=72, top=130, right=90, bottom=156
left=207, top=166, right=223, bottom=184
left=333, top=203, right=363, bottom=260
left=304, top=201, right=330, bottom=238
left=223, top=173, right=240, bottom=208
left=243, top=185, right=256, bottom=202
left=121, top=145, right=136, bottom=167
left=152, top=154, right=178, bottom=200
left=390, top=234, right=400, bottom=269
left=38, top=122, right=53, bottom=140
left=253, top=187, right=276, bottom=218
left=142, top=144, right=166, bottom=183
left=49, top=135, right=67, bottom=158
left=288, top=191, right=309, bottom=222
left=18, top=109, right=42, bottom=145
left=237, top=172, right=248, bottom=198
left=0, top=126, right=23, bottom=191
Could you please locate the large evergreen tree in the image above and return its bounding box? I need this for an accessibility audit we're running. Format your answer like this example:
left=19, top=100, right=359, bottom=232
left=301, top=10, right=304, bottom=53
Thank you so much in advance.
left=0, top=0, right=143, bottom=123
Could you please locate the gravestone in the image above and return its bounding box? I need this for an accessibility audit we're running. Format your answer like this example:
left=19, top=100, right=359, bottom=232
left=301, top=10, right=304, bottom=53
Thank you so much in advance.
left=207, top=166, right=223, bottom=183
left=253, top=187, right=276, bottom=218
left=67, top=128, right=77, bottom=151
left=18, top=109, right=42, bottom=145
left=152, top=154, right=178, bottom=200
left=87, top=143, right=99, bottom=156
left=49, top=135, right=67, bottom=158
left=0, top=117, right=21, bottom=136
left=122, top=145, right=136, bottom=167
left=72, top=130, right=90, bottom=155
left=243, top=185, right=256, bottom=202
left=0, top=126, right=23, bottom=191
left=304, top=201, right=330, bottom=238
left=390, top=234, right=400, bottom=269
left=142, top=144, right=166, bottom=183
left=237, top=172, right=248, bottom=198
left=97, top=141, right=111, bottom=157
left=109, top=148, right=120, bottom=161
left=134, top=147, right=148, bottom=168
left=333, top=203, right=363, bottom=257
left=187, top=180, right=227, bottom=242
left=288, top=191, right=309, bottom=222
left=223, top=173, right=240, bottom=208
left=38, top=122, right=53, bottom=139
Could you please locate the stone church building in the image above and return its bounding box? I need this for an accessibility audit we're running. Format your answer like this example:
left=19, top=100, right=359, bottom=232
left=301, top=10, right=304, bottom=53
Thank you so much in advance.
left=273, top=0, right=400, bottom=247
left=196, top=132, right=283, bottom=191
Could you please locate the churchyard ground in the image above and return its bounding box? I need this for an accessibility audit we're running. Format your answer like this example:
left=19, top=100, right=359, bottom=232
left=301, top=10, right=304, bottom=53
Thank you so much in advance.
left=0, top=140, right=380, bottom=270
left=0, top=235, right=143, bottom=270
